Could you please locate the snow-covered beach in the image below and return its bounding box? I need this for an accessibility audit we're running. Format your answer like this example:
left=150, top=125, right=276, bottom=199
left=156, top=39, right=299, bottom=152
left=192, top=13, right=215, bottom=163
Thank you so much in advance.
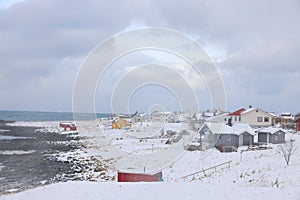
left=2, top=119, right=300, bottom=199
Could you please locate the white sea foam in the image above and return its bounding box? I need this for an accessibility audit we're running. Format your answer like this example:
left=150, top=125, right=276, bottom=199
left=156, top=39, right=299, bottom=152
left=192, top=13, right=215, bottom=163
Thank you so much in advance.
left=0, top=150, right=35, bottom=155
left=0, top=135, right=35, bottom=140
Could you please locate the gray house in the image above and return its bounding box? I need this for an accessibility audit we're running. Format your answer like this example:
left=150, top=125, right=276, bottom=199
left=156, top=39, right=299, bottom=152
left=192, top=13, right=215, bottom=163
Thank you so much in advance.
left=198, top=122, right=255, bottom=152
left=256, top=127, right=286, bottom=144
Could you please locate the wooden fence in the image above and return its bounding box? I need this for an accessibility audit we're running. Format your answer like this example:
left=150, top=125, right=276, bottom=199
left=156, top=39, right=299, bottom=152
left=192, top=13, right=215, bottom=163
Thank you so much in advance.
left=181, top=160, right=232, bottom=180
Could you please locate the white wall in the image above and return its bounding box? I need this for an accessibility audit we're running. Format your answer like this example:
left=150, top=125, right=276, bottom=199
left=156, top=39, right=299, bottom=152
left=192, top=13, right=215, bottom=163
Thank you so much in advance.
left=241, top=109, right=273, bottom=127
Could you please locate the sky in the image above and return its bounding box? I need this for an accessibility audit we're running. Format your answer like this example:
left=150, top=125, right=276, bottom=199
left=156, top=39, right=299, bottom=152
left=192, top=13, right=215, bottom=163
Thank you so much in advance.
left=0, top=0, right=299, bottom=115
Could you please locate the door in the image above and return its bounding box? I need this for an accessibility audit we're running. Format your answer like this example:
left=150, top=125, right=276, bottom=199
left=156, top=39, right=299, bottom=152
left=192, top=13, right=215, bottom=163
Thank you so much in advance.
left=258, top=133, right=268, bottom=143
left=238, top=135, right=243, bottom=146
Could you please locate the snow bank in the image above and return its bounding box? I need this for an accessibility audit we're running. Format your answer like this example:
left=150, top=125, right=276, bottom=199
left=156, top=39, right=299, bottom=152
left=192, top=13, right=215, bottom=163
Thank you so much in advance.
left=2, top=182, right=299, bottom=200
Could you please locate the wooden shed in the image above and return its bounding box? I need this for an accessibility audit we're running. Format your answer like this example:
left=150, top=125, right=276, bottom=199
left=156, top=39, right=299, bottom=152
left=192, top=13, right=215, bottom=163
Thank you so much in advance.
left=112, top=118, right=130, bottom=129
left=59, top=122, right=77, bottom=131
left=117, top=171, right=163, bottom=182
left=256, top=127, right=286, bottom=144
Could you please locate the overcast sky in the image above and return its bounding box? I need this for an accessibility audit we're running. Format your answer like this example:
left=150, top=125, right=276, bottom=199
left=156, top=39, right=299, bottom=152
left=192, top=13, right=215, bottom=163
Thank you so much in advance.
left=0, top=0, right=299, bottom=114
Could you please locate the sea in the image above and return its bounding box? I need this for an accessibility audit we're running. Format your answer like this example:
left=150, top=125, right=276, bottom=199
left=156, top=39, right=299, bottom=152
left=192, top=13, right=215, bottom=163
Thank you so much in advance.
left=0, top=110, right=109, bottom=122
left=0, top=110, right=112, bottom=194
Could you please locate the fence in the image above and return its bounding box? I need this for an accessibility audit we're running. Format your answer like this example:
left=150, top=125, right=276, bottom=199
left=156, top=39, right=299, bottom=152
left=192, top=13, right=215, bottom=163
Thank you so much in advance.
left=181, top=160, right=232, bottom=180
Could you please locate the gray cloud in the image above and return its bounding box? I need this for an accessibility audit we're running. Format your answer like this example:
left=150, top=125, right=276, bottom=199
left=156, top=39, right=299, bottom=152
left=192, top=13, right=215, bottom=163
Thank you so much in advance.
left=0, top=0, right=299, bottom=114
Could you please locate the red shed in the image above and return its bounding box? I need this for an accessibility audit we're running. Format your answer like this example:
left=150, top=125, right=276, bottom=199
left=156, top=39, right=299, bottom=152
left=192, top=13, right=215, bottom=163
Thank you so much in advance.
left=59, top=122, right=77, bottom=131
left=117, top=171, right=163, bottom=182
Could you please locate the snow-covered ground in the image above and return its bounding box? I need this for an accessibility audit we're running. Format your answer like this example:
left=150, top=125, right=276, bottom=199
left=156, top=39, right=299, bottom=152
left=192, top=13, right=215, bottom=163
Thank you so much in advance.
left=3, top=121, right=300, bottom=199
left=2, top=182, right=299, bottom=200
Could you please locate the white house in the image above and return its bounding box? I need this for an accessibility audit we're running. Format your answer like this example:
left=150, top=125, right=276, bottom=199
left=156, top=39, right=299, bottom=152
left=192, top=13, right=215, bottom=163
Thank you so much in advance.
left=131, top=112, right=149, bottom=123
left=151, top=111, right=175, bottom=123
left=206, top=112, right=230, bottom=123
left=226, top=107, right=274, bottom=127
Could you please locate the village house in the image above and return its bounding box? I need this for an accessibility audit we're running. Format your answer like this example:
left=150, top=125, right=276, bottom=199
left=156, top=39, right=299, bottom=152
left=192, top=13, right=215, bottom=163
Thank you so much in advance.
left=112, top=118, right=131, bottom=129
left=131, top=112, right=149, bottom=123
left=273, top=112, right=295, bottom=130
left=256, top=127, right=286, bottom=144
left=151, top=111, right=175, bottom=123
left=226, top=106, right=274, bottom=127
left=199, top=122, right=255, bottom=152
left=59, top=122, right=77, bottom=131
left=295, top=112, right=300, bottom=132
left=206, top=112, right=230, bottom=123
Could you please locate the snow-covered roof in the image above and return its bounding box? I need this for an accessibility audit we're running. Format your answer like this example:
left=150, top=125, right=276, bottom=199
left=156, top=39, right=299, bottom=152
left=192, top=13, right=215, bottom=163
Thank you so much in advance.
left=206, top=112, right=229, bottom=121
left=256, top=127, right=286, bottom=134
left=268, top=112, right=278, bottom=117
left=281, top=112, right=292, bottom=116
left=203, top=122, right=255, bottom=136
left=240, top=108, right=257, bottom=115
left=139, top=112, right=147, bottom=117
left=203, top=112, right=215, bottom=117
left=152, top=111, right=173, bottom=115
left=193, top=112, right=202, bottom=120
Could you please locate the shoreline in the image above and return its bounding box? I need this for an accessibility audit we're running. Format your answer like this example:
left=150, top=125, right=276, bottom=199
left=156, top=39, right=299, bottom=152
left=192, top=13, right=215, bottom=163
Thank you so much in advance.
left=0, top=120, right=114, bottom=195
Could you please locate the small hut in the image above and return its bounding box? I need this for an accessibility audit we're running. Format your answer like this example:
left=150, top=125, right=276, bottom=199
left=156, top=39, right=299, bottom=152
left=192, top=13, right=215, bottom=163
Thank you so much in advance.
left=117, top=171, right=163, bottom=182
left=112, top=118, right=130, bottom=129
left=59, top=122, right=77, bottom=131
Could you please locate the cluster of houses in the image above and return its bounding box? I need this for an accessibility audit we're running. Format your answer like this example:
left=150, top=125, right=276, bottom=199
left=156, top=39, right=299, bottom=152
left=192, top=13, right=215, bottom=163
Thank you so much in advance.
left=136, top=107, right=300, bottom=152
left=101, top=106, right=300, bottom=152
left=196, top=106, right=299, bottom=152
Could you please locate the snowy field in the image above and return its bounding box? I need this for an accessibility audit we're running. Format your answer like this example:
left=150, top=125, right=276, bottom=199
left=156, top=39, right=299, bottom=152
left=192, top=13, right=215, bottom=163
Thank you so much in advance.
left=3, top=120, right=300, bottom=199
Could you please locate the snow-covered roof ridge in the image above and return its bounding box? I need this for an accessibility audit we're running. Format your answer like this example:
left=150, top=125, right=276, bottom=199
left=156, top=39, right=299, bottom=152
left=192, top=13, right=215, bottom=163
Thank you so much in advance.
left=206, top=112, right=230, bottom=121
left=240, top=107, right=257, bottom=115
left=256, top=126, right=286, bottom=134
left=203, top=122, right=255, bottom=135
left=232, top=123, right=256, bottom=135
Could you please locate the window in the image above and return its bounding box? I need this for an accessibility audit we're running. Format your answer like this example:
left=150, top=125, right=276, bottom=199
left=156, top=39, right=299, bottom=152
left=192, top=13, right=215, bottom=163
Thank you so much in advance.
left=224, top=118, right=227, bottom=121
left=235, top=116, right=237, bottom=121
left=227, top=135, right=231, bottom=141
left=264, top=117, right=269, bottom=122
left=239, top=116, right=241, bottom=121
left=257, top=117, right=263, bottom=122
left=275, top=136, right=278, bottom=140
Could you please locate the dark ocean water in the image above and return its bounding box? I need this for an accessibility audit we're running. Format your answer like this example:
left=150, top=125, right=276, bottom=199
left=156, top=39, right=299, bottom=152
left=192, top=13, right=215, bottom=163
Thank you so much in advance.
left=0, top=110, right=109, bottom=122
left=0, top=122, right=81, bottom=194
left=0, top=110, right=113, bottom=195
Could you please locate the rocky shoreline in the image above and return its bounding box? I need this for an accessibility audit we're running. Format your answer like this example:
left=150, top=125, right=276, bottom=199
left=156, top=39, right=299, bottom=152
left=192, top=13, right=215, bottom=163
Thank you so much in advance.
left=0, top=121, right=113, bottom=195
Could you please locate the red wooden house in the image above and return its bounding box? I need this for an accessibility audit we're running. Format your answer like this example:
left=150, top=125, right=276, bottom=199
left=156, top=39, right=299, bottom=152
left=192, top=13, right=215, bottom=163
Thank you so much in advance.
left=117, top=171, right=163, bottom=182
left=59, top=122, right=77, bottom=131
